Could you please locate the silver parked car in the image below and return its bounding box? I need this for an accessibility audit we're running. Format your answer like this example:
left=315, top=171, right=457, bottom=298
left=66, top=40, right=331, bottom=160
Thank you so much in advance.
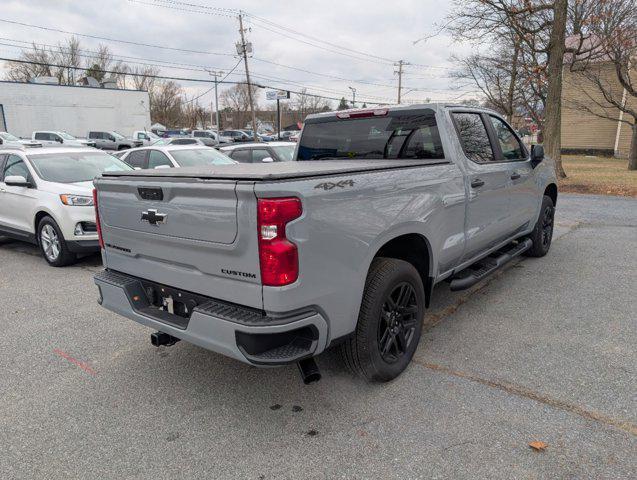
left=220, top=141, right=296, bottom=163
left=116, top=145, right=235, bottom=169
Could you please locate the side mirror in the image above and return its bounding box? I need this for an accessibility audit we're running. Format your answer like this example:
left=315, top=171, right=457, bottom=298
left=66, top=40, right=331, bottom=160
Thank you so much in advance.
left=261, top=157, right=274, bottom=163
left=56, top=138, right=63, bottom=143
left=4, top=175, right=31, bottom=187
left=531, top=144, right=544, bottom=167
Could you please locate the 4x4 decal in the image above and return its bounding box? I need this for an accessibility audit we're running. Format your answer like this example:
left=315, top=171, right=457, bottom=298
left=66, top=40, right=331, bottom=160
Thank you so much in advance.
left=314, top=179, right=355, bottom=190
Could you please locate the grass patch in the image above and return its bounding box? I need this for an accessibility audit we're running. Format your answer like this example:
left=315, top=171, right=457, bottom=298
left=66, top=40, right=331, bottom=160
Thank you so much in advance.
left=560, top=155, right=637, bottom=197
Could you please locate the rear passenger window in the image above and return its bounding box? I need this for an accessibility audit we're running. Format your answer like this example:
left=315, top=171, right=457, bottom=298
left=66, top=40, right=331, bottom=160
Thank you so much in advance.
left=231, top=150, right=251, bottom=163
left=452, top=113, right=494, bottom=163
left=489, top=116, right=526, bottom=160
left=148, top=150, right=172, bottom=169
left=126, top=150, right=147, bottom=169
left=397, top=125, right=445, bottom=159
left=252, top=149, right=272, bottom=162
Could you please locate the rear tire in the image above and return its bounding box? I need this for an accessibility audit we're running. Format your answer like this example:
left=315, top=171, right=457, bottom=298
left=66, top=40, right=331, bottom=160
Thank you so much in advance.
left=37, top=216, right=77, bottom=267
left=523, top=195, right=555, bottom=258
left=341, top=258, right=424, bottom=382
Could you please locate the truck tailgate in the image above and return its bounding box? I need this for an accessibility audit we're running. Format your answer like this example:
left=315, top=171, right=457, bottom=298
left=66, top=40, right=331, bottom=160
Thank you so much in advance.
left=95, top=177, right=263, bottom=309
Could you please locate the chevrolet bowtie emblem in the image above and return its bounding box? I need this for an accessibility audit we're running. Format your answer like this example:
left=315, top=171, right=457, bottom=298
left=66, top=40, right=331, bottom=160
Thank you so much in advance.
left=140, top=209, right=167, bottom=226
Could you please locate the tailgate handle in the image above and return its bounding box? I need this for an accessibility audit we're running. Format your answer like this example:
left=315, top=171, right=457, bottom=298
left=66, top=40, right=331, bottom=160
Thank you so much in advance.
left=138, top=187, right=164, bottom=201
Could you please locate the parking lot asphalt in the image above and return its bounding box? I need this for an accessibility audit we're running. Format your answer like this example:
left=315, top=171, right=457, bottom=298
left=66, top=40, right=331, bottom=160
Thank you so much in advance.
left=1, top=193, right=635, bottom=480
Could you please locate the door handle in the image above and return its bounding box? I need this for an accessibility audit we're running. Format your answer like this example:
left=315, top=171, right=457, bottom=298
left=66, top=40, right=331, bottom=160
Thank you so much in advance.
left=471, top=178, right=485, bottom=188
left=510, top=172, right=521, bottom=180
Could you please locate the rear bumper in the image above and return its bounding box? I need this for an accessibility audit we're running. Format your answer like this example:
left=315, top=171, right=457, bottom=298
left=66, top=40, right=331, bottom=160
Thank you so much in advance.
left=94, top=269, right=328, bottom=366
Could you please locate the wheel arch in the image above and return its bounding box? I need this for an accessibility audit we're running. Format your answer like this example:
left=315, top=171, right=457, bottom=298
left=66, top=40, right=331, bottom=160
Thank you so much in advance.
left=34, top=209, right=56, bottom=244
left=372, top=232, right=434, bottom=308
left=544, top=183, right=558, bottom=206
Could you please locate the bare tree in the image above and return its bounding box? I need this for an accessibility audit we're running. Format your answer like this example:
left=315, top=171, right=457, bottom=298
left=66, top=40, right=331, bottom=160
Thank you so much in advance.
left=292, top=88, right=332, bottom=123
left=5, top=37, right=83, bottom=85
left=130, top=65, right=160, bottom=92
left=445, top=0, right=579, bottom=178
left=150, top=81, right=184, bottom=127
left=181, top=97, right=208, bottom=129
left=567, top=0, right=637, bottom=170
left=220, top=84, right=260, bottom=128
left=451, top=39, right=522, bottom=122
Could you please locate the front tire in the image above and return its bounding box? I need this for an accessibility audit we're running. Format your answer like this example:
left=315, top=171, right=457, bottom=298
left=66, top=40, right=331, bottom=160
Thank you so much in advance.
left=37, top=216, right=77, bottom=267
left=523, top=195, right=555, bottom=258
left=341, top=258, right=424, bottom=382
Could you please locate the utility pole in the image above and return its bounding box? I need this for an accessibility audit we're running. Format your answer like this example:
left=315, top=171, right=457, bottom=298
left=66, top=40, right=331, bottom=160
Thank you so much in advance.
left=348, top=86, right=356, bottom=108
left=207, top=70, right=223, bottom=136
left=237, top=12, right=259, bottom=142
left=395, top=60, right=409, bottom=104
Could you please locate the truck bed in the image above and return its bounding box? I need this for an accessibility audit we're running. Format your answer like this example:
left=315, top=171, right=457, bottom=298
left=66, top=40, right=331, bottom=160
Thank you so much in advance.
left=101, top=159, right=450, bottom=181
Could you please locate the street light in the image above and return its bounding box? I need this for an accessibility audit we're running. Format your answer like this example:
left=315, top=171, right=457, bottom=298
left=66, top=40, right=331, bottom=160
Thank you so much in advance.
left=348, top=86, right=356, bottom=108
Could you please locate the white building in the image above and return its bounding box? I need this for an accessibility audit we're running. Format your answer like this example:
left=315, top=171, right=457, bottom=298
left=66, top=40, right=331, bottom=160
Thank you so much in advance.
left=0, top=81, right=151, bottom=138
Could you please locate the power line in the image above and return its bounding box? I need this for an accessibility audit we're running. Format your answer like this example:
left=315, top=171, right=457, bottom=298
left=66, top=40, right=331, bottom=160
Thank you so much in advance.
left=181, top=58, right=243, bottom=104
left=126, top=0, right=395, bottom=66
left=0, top=41, right=397, bottom=102
left=0, top=40, right=227, bottom=74
left=129, top=0, right=238, bottom=16
left=0, top=34, right=455, bottom=93
left=0, top=56, right=407, bottom=105
left=0, top=17, right=458, bottom=93
left=245, top=12, right=397, bottom=63
left=128, top=0, right=398, bottom=64
left=0, top=18, right=235, bottom=57
left=0, top=56, right=241, bottom=85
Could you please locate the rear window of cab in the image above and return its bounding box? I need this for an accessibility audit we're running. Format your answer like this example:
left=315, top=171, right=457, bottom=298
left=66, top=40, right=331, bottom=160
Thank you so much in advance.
left=297, top=109, right=444, bottom=161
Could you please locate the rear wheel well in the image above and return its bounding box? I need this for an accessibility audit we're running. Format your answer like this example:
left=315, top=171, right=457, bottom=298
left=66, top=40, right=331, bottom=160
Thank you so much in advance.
left=374, top=233, right=432, bottom=306
left=544, top=183, right=558, bottom=206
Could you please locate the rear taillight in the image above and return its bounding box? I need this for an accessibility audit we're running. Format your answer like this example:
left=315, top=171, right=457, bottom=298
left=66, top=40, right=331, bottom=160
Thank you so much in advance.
left=93, top=188, right=104, bottom=249
left=257, top=197, right=302, bottom=286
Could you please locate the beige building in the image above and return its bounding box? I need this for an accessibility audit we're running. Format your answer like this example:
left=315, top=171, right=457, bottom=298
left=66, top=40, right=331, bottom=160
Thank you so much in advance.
left=561, top=62, right=636, bottom=158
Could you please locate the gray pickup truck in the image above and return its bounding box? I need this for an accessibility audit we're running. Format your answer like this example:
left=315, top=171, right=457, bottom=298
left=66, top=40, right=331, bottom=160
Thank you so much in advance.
left=93, top=104, right=557, bottom=383
left=88, top=131, right=142, bottom=150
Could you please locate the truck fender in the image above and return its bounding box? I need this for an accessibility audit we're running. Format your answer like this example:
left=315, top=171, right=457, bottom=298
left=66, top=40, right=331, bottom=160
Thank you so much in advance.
left=359, top=223, right=436, bottom=310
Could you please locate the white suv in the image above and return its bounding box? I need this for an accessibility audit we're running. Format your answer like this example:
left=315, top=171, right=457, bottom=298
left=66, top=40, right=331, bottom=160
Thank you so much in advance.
left=0, top=146, right=132, bottom=266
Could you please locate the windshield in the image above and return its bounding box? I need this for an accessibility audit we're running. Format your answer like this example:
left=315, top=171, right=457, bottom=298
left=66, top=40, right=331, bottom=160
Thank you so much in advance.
left=28, top=151, right=133, bottom=183
left=59, top=132, right=76, bottom=140
left=112, top=131, right=125, bottom=140
left=151, top=138, right=170, bottom=146
left=271, top=145, right=295, bottom=162
left=1, top=132, right=20, bottom=141
left=170, top=148, right=235, bottom=167
left=297, top=112, right=445, bottom=161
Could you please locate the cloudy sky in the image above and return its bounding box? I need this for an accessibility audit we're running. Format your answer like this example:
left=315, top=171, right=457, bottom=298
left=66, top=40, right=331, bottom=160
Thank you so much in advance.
left=0, top=0, right=478, bottom=108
